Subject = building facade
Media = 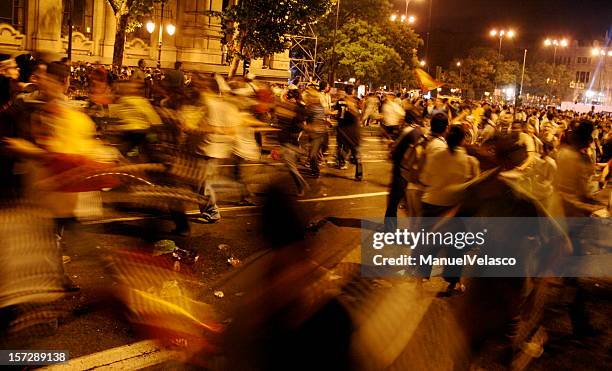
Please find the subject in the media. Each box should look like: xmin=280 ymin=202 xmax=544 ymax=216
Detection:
xmin=556 ymin=38 xmax=612 ymax=105
xmin=0 ymin=0 xmax=290 ymax=81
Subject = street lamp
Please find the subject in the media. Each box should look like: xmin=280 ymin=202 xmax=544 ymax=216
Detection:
xmin=419 ymin=60 xmax=426 ymax=67
xmin=390 ymin=14 xmax=416 ymax=24
xmin=146 ymin=0 xmax=176 ymax=68
xmin=489 ymin=28 xmax=515 ymax=59
xmin=543 ymin=38 xmax=568 ymax=66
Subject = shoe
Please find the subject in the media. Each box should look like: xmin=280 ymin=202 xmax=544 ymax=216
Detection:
xmin=237 ymin=199 xmax=257 ymax=207
xmin=337 ymin=164 xmax=348 ymax=170
xmin=195 ymin=209 xmax=221 ymax=223
xmin=355 ymin=175 xmax=363 ymax=181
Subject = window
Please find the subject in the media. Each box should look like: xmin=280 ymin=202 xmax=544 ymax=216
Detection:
xmin=0 ymin=0 xmax=26 ymax=33
xmin=62 ymin=0 xmax=94 ymax=39
xmin=576 ymin=71 xmax=592 ymax=84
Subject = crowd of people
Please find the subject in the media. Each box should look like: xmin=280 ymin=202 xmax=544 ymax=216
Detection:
xmin=0 ymin=51 xmax=610 ymax=368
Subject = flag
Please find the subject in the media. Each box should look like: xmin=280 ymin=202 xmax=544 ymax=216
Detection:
xmin=414 ymin=68 xmax=444 ymax=92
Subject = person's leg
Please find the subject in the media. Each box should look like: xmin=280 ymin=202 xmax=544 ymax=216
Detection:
xmin=233 ymin=156 xmax=255 ymax=205
xmin=406 ymin=188 xmax=423 ymax=217
xmin=197 ymin=159 xmax=220 ymax=222
xmin=352 ymin=144 xmax=363 ymax=180
xmin=336 ymin=128 xmax=346 ymax=168
xmin=282 ymin=143 xmax=308 ymax=195
xmin=384 ymin=170 xmax=407 ymax=232
xmin=309 ymin=135 xmax=323 ymax=177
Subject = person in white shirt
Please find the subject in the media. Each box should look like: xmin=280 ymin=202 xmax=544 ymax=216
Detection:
xmin=420 ymin=124 xmax=480 ymax=214
xmin=381 ymin=93 xmax=405 ymax=139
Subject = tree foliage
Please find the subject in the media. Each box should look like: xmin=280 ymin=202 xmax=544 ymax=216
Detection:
xmin=525 ymin=62 xmax=573 ymax=98
xmin=314 ymin=0 xmax=422 ymax=87
xmin=218 ymin=0 xmax=332 ymax=77
xmin=106 ymin=0 xmax=154 ymax=66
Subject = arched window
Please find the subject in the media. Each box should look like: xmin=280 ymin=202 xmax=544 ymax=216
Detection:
xmin=62 ymin=0 xmax=94 ymax=39
xmin=0 ymin=0 xmax=26 ymax=33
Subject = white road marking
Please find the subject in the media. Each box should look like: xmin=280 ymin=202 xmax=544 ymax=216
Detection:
xmin=40 ymin=340 xmax=180 ymax=371
xmin=298 ymin=191 xmax=389 ymax=203
xmin=85 ymin=191 xmax=388 ymax=225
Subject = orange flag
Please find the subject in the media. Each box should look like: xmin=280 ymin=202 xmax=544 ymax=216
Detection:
xmin=415 ymin=68 xmax=444 ymax=92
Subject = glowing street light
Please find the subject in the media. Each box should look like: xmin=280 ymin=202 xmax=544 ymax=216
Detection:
xmin=146 ymin=21 xmax=155 ymax=34
xmin=166 ymin=23 xmax=176 ymax=36
xmin=489 ymin=28 xmax=515 ymax=58
xmin=419 ymin=60 xmax=426 ymax=67
xmin=391 ymin=14 xmax=416 ymax=24
xmin=543 ymin=37 xmax=568 ymax=65
xmin=456 ymin=61 xmax=461 ymax=67
xmin=146 ymin=0 xmax=176 ymax=68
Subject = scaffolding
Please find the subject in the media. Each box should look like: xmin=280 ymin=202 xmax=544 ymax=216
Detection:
xmin=286 ymin=25 xmax=319 ymax=83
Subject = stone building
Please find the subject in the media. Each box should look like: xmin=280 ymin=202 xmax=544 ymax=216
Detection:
xmin=555 ymin=37 xmax=612 ymax=105
xmin=0 ymin=0 xmax=290 ymax=81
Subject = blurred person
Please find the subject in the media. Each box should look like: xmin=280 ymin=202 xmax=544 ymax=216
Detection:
xmin=303 ymin=87 xmax=327 ymax=178
xmin=334 ymin=85 xmax=362 ymax=181
xmin=420 ymin=124 xmax=480 ymax=216
xmin=4 ymin=61 xmax=120 ymax=290
xmin=274 ymin=86 xmax=309 ymax=196
xmin=164 ymin=61 xmax=185 ymax=91
xmin=381 ymin=93 xmax=405 ymax=140
xmin=556 ymin=120 xmax=603 ymax=216
xmin=0 ymin=54 xmax=23 ymax=201
xmin=384 ymin=108 xmax=425 ymax=229
xmin=362 ymin=92 xmax=380 ymax=126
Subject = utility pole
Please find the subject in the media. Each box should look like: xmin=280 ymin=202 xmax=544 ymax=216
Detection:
xmin=328 ymin=0 xmax=340 ymax=84
xmin=67 ymin=0 xmax=73 ymax=61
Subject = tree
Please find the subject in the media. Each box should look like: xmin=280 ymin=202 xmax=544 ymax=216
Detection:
xmin=218 ymin=0 xmax=332 ymax=77
xmin=327 ymin=21 xmax=403 ymax=87
xmin=448 ymin=48 xmax=497 ymax=96
xmin=495 ymin=60 xmax=520 ymax=87
xmin=526 ymin=62 xmax=573 ymax=99
xmin=314 ymin=0 xmax=422 ymax=87
xmin=106 ymin=0 xmax=154 ymax=67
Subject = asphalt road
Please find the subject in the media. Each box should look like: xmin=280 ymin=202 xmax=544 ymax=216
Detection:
xmin=1 ymin=132 xmax=610 ymax=370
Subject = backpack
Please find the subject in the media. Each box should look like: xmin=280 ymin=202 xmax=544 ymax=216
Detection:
xmin=393 ymin=126 xmax=430 ymax=184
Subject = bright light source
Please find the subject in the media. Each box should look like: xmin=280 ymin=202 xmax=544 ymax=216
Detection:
xmin=166 ymin=23 xmax=176 ymax=36
xmin=507 ymin=30 xmax=515 ymax=38
xmin=500 ymin=30 xmax=505 ymax=36
xmin=560 ymin=39 xmax=568 ymax=47
xmin=400 ymin=15 xmax=406 ymax=22
xmin=146 ymin=21 xmax=155 ymax=34
xmin=601 ymin=50 xmax=606 ymax=56
xmin=419 ymin=60 xmax=426 ymax=67
xmin=490 ymin=29 xmax=497 ymax=37
xmin=456 ymin=61 xmax=461 ymax=67
xmin=592 ymin=48 xmax=600 ymax=56
xmin=349 ymin=77 xmax=356 ymax=83
xmin=552 ymin=40 xmax=559 ymax=46
xmin=408 ymin=15 xmax=416 ymax=23
xmin=608 ymin=51 xmax=612 ymax=57
xmin=585 ymin=90 xmax=595 ymax=98
xmin=544 ymin=39 xmax=552 ymax=46
xmin=390 ymin=14 xmax=397 ymax=22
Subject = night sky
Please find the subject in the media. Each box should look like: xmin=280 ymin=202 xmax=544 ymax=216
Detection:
xmin=395 ymin=0 xmax=612 ymax=67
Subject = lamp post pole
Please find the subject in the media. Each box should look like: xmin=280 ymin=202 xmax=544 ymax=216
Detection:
xmin=157 ymin=0 xmax=166 ymax=68
xmin=328 ymin=0 xmax=340 ymax=84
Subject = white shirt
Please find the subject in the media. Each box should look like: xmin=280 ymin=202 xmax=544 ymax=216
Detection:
xmin=382 ymin=100 xmax=405 ymax=126
xmin=420 ymin=146 xmax=480 ymax=206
